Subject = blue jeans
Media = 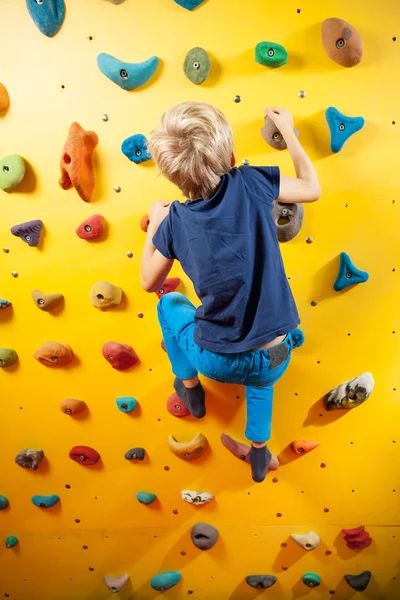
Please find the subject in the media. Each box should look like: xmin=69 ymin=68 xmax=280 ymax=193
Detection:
xmin=157 ymin=292 xmax=301 ymax=443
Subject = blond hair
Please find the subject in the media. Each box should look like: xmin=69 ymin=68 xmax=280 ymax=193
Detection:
xmin=147 ymin=101 xmax=233 ymax=200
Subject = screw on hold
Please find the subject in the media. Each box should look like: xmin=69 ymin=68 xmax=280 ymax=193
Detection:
xmin=311 ymin=300 xmax=318 ymax=306
xmin=137 ymin=312 xmax=144 ymax=318
xmin=114 ymin=185 xmax=121 ymax=193
xmin=120 ymin=69 xmax=128 ymax=79
xmin=3 ymin=247 xmax=9 ymax=253
xmin=298 ymin=90 xmax=306 ymax=98
xmin=272 ymin=477 xmax=278 ymax=483
xmin=101 ymin=114 xmax=109 ymax=122
xmin=3 ymin=165 xmax=9 ymax=172
xmin=306 ymin=237 xmax=313 ymax=244
xmin=339 ymin=123 xmax=345 ymax=131
xmin=234 ymin=95 xmax=241 ymax=103
xmin=11 ymin=271 xmax=18 ymax=278
xmin=126 ymin=251 xmax=134 ymax=259
xmin=321 ymin=462 xmax=327 ymax=468
xmin=345 ymin=272 xmax=352 ymax=278
xmin=159 ymin=288 xmax=165 ymax=294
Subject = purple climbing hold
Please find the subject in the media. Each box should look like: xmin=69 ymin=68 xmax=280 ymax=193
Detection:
xmin=11 ymin=220 xmax=43 ymax=247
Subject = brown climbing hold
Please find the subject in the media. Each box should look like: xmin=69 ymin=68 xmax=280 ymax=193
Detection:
xmin=102 ymin=342 xmax=138 ymax=370
xmin=69 ymin=445 xmax=100 ymax=466
xmin=90 ymin=281 xmax=122 ymax=310
xmin=0 ymin=83 xmax=9 ymax=113
xmin=322 ymin=18 xmax=363 ymax=68
xmin=34 ymin=342 xmax=73 ymax=367
xmin=168 ymin=433 xmax=208 ymax=461
xmin=76 ymin=214 xmax=103 ymax=240
xmin=161 ymin=339 xmax=167 ymax=352
xmin=32 ymin=290 xmax=64 ymax=312
xmin=59 ymin=122 xmax=98 ymax=202
xmin=272 ymin=202 xmax=304 ymax=243
xmin=104 ymin=574 xmax=129 ymax=593
xmin=155 ymin=278 xmax=181 ymax=299
xmin=191 ymin=523 xmax=219 ymax=550
xmin=60 ymin=399 xmax=86 ymax=415
xmin=15 ymin=448 xmax=44 ymax=470
xmin=140 ymin=214 xmax=149 ymax=232
xmin=167 ymin=392 xmax=190 ymax=417
xmin=261 ymin=117 xmax=300 ymax=150
xmin=291 ymin=441 xmax=320 ymax=455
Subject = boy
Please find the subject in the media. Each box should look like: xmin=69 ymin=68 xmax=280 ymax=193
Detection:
xmin=141 ymin=102 xmax=320 ymax=483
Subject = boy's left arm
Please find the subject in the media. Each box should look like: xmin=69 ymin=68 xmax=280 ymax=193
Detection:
xmin=140 ymin=201 xmax=174 ymax=293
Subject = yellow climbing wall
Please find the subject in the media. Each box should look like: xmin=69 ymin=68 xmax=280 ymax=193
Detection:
xmin=1 ymin=0 xmax=399 ymax=598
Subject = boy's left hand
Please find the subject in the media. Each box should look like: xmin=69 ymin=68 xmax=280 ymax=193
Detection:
xmin=148 ymin=200 xmax=171 ymax=231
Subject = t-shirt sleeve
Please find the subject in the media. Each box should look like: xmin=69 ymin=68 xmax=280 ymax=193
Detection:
xmin=240 ymin=165 xmax=280 ymax=204
xmin=152 ymin=215 xmax=175 ymax=259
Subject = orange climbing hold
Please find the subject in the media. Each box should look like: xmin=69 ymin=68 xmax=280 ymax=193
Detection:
xmin=0 ymin=83 xmax=10 ymax=113
xmin=140 ymin=214 xmax=149 ymax=232
xmin=291 ymin=441 xmax=320 ymax=455
xmin=59 ymin=122 xmax=98 ymax=202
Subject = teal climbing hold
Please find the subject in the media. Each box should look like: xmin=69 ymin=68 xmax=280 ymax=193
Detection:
xmin=174 ymin=0 xmax=204 ymax=9
xmin=5 ymin=535 xmax=18 ymax=548
xmin=121 ymin=135 xmax=152 ymax=164
xmin=255 ymin=41 xmax=288 ymax=68
xmin=116 ymin=396 xmax=137 ymax=413
xmin=0 ymin=299 xmax=12 ymax=310
xmin=31 ymin=494 xmax=59 ymax=508
xmin=150 ymin=572 xmax=182 ymax=591
xmin=26 ymin=0 xmax=65 ymax=37
xmin=291 ymin=328 xmax=305 ymax=349
xmin=137 ymin=492 xmax=156 ymax=505
xmin=325 ymin=107 xmax=364 ymax=153
xmin=97 ymin=53 xmax=159 ymax=91
xmin=333 ymin=252 xmax=369 ymax=292
xmin=302 ymin=573 xmax=321 ymax=588
xmin=0 ymin=495 xmax=9 ymax=510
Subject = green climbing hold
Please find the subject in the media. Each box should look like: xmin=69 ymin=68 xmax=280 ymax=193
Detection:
xmin=151 ymin=571 xmax=182 ymax=591
xmin=302 ymin=573 xmax=321 ymax=588
xmin=5 ymin=535 xmax=18 ymax=548
xmin=255 ymin=41 xmax=288 ymax=68
xmin=137 ymin=491 xmax=156 ymax=505
xmin=183 ymin=47 xmax=211 ymax=84
xmin=0 ymin=495 xmax=9 ymax=510
xmin=333 ymin=252 xmax=369 ymax=291
xmin=0 ymin=155 xmax=25 ymax=191
xmin=0 ymin=348 xmax=18 ymax=368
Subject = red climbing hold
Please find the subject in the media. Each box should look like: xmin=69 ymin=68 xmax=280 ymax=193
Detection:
xmin=102 ymin=342 xmax=139 ymax=370
xmin=69 ymin=446 xmax=100 ymax=466
xmin=342 ymin=526 xmax=365 ymax=536
xmin=76 ymin=214 xmax=103 ymax=240
xmin=155 ymin=278 xmax=181 ymax=299
xmin=342 ymin=525 xmax=372 ymax=549
xmin=167 ymin=392 xmax=190 ymax=417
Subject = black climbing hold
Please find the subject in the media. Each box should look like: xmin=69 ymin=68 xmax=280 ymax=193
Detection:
xmin=344 ymin=571 xmax=371 ymax=592
xmin=246 ymin=575 xmax=277 ymax=589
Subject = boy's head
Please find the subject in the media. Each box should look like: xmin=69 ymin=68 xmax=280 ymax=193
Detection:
xmin=148 ymin=101 xmax=234 ymax=201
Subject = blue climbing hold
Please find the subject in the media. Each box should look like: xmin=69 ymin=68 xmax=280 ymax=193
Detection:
xmin=97 ymin=53 xmax=159 ymax=91
xmin=116 ymin=396 xmax=137 ymax=413
xmin=151 ymin=572 xmax=182 ymax=591
xmin=26 ymin=0 xmax=65 ymax=37
xmin=174 ymin=0 xmax=205 ymax=9
xmin=325 ymin=107 xmax=364 ymax=153
xmin=0 ymin=495 xmax=9 ymax=510
xmin=31 ymin=494 xmax=60 ymax=508
xmin=291 ymin=328 xmax=305 ymax=349
xmin=334 ymin=252 xmax=369 ymax=292
xmin=0 ymin=299 xmax=11 ymax=310
xmin=121 ymin=135 xmax=152 ymax=164
xmin=137 ymin=492 xmax=156 ymax=505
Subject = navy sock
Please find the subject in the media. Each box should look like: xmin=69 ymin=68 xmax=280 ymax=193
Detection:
xmin=249 ymin=445 xmax=272 ymax=483
xmin=173 ymin=377 xmax=206 ymax=419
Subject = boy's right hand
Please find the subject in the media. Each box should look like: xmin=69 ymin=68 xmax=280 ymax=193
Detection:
xmin=264 ymin=107 xmax=294 ymax=137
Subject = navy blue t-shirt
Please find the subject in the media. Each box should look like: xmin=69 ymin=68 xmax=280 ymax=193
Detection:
xmin=153 ymin=165 xmax=300 ymax=353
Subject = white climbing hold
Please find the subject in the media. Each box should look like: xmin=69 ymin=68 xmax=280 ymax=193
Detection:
xmin=291 ymin=532 xmax=320 ymax=550
xmin=181 ymin=491 xmax=214 ymax=505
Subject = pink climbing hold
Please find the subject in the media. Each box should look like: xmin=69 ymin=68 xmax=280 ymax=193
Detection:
xmin=155 ymin=278 xmax=181 ymax=299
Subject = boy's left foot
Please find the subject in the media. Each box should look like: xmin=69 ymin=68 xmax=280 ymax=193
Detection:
xmin=249 ymin=445 xmax=272 ymax=483
xmin=174 ymin=377 xmax=206 ymax=419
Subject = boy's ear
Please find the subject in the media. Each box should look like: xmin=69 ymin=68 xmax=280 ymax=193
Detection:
xmin=231 ymin=151 xmax=236 ymax=167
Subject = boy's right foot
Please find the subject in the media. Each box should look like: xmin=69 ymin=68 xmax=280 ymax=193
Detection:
xmin=249 ymin=445 xmax=272 ymax=483
xmin=174 ymin=377 xmax=206 ymax=419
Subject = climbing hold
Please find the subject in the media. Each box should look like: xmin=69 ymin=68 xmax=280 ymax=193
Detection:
xmin=333 ymin=252 xmax=369 ymax=291
xmin=255 ymin=41 xmax=288 ymax=68
xmin=0 ymin=83 xmax=10 ymax=113
xmin=11 ymin=220 xmax=43 ymax=247
xmin=34 ymin=342 xmax=73 ymax=367
xmin=116 ymin=396 xmax=137 ymax=413
xmin=32 ymin=290 xmax=63 ymax=311
xmin=76 ymin=214 xmax=103 ymax=240
xmin=0 ymin=348 xmax=18 ymax=368
xmin=97 ymin=53 xmax=159 ymax=91
xmin=90 ymin=281 xmax=122 ymax=310
xmin=342 ymin=526 xmax=372 ymax=549
xmin=302 ymin=573 xmax=321 ymax=588
xmin=69 ymin=446 xmax=100 ymax=466
xmin=156 ymin=277 xmax=181 ymax=298
xmin=191 ymin=523 xmax=218 ymax=550
xmin=184 ymin=47 xmax=211 ymax=84
xmin=324 ymin=372 xmax=374 ymax=410
xmin=0 ymin=155 xmax=25 ymax=191
xmin=137 ymin=491 xmax=156 ymax=505
xmin=151 ymin=572 xmax=182 ymax=591
xmin=26 ymin=0 xmax=65 ymax=37
xmin=102 ymin=342 xmax=139 ymax=370
xmin=325 ymin=107 xmax=364 ymax=153
xmin=246 ymin=575 xmax=277 ymax=589
xmin=140 ymin=214 xmax=149 ymax=232
xmin=104 ymin=574 xmax=129 ymax=593
xmin=59 ymin=122 xmax=98 ymax=203
xmin=60 ymin=399 xmax=86 ymax=416
xmin=168 ymin=433 xmax=208 ymax=461
xmin=342 ymin=526 xmax=365 ymax=537
xmin=291 ymin=532 xmax=320 ymax=551
xmin=181 ymin=491 xmax=214 ymax=505
xmin=121 ymin=134 xmax=152 ymax=164
xmin=344 ymin=571 xmax=371 ymax=592
xmin=220 ymin=432 xmax=250 ymax=463
xmin=5 ymin=536 xmax=18 ymax=548
xmin=167 ymin=392 xmax=190 ymax=417
xmin=125 ymin=448 xmax=145 ymax=461
xmin=174 ymin=0 xmax=204 ymax=9
xmin=0 ymin=299 xmax=11 ymax=310
xmin=31 ymin=494 xmax=59 ymax=508
xmin=0 ymin=496 xmax=9 ymax=510
xmin=291 ymin=441 xmax=320 ymax=455
xmin=261 ymin=117 xmax=300 ymax=151
xmin=272 ymin=202 xmax=304 ymax=242
xmin=322 ymin=18 xmax=363 ymax=68
xmin=15 ymin=449 xmax=44 ymax=470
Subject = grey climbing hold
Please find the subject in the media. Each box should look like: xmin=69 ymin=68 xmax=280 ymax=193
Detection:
xmin=104 ymin=574 xmax=129 ymax=593
xmin=191 ymin=523 xmax=218 ymax=550
xmin=246 ymin=575 xmax=277 ymax=589
xmin=272 ymin=202 xmax=304 ymax=242
xmin=15 ymin=448 xmax=44 ymax=470
xmin=125 ymin=448 xmax=145 ymax=461
xmin=261 ymin=116 xmax=300 ymax=151
xmin=344 ymin=571 xmax=371 ymax=592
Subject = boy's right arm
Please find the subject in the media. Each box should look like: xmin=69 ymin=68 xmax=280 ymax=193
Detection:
xmin=264 ymin=107 xmax=321 ymax=204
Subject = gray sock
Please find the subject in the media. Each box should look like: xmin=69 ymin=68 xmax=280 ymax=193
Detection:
xmin=173 ymin=377 xmax=206 ymax=419
xmin=249 ymin=445 xmax=272 ymax=483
